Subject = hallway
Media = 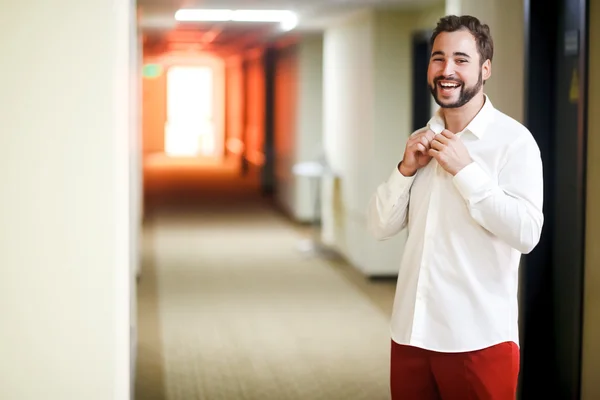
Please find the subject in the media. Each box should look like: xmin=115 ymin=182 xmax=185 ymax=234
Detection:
xmin=135 ymin=158 xmax=396 ymax=400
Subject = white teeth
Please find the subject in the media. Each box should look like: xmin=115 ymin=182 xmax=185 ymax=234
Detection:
xmin=440 ymin=83 xmax=459 ymax=88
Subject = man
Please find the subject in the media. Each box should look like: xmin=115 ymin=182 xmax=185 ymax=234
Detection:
xmin=366 ymin=15 xmax=544 ymax=399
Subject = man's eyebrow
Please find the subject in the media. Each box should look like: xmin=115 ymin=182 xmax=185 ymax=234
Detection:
xmin=431 ymin=51 xmax=472 ymax=58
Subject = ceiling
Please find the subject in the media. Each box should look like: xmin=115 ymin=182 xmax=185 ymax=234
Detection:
xmin=139 ymin=0 xmax=442 ymax=57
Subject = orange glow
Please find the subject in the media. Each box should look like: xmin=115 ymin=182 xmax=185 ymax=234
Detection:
xmin=142 ymin=51 xmax=226 ymax=161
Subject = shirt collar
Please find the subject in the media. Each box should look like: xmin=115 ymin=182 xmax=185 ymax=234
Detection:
xmin=427 ymin=94 xmax=495 ymax=139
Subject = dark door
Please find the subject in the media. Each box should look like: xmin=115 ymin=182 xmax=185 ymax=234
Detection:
xmin=521 ymin=0 xmax=589 ymax=398
xmin=412 ymin=31 xmax=432 ymax=131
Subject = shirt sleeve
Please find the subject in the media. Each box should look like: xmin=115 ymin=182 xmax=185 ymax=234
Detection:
xmin=452 ymin=136 xmax=544 ymax=254
xmin=366 ymin=164 xmax=416 ymax=240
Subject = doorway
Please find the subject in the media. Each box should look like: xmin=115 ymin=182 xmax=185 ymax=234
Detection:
xmin=163 ymin=60 xmax=225 ymax=160
xmin=411 ymin=30 xmax=433 ymax=132
xmin=521 ymin=0 xmax=589 ymax=397
xmin=165 ymin=66 xmax=216 ymax=157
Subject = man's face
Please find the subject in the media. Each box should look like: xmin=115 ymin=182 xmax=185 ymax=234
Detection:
xmin=427 ymin=29 xmax=491 ymax=109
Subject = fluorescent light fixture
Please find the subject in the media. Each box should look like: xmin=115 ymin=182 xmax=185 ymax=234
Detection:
xmin=175 ymin=9 xmax=298 ymax=31
xmin=276 ymin=11 xmax=298 ymax=31
xmin=174 ymin=9 xmax=233 ymax=22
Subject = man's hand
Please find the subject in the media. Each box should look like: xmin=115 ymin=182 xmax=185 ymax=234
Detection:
xmin=428 ymin=129 xmax=473 ymax=175
xmin=399 ymin=129 xmax=436 ymax=176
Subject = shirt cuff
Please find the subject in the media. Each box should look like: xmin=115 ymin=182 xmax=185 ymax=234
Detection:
xmin=386 ymin=164 xmax=416 ymax=197
xmin=452 ymin=161 xmax=493 ymax=202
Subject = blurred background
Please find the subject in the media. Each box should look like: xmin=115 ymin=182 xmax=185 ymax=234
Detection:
xmin=1 ymin=0 xmax=599 ymax=399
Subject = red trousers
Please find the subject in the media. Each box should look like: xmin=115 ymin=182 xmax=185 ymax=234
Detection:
xmin=390 ymin=340 xmax=519 ymax=400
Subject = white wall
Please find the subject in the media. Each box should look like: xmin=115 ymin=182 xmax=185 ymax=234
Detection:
xmin=0 ymin=0 xmax=132 ymax=398
xmin=294 ymin=36 xmax=325 ymax=221
xmin=274 ymin=35 xmax=324 ymax=223
xmin=322 ymin=9 xmax=374 ymax=264
xmin=321 ymin=5 xmax=444 ymax=276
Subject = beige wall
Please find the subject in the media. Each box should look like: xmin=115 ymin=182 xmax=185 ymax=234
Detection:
xmin=0 ymin=0 xmax=132 ymax=398
xmin=413 ymin=2 xmax=447 ymax=28
xmin=448 ymin=0 xmax=525 ymax=123
xmin=582 ymin=0 xmax=600 ymax=397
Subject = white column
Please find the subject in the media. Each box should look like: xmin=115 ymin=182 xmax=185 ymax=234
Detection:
xmin=129 ymin=6 xmax=142 ymax=395
xmin=0 ymin=0 xmax=132 ymax=399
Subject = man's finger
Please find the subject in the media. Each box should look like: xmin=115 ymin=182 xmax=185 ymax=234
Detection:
xmin=410 ymin=142 xmax=426 ymax=154
xmin=431 ymin=140 xmax=444 ymax=151
xmin=440 ymin=129 xmax=455 ymax=139
xmin=424 ymin=129 xmax=436 ymax=141
xmin=428 ymin=148 xmax=440 ymax=158
xmin=417 ymin=143 xmax=430 ymax=153
xmin=408 ymin=133 xmax=424 ymax=145
xmin=408 ymin=135 xmax=429 ymax=148
xmin=411 ymin=130 xmax=433 ymax=143
xmin=434 ymin=134 xmax=449 ymax=144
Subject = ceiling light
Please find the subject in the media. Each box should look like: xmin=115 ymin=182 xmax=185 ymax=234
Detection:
xmin=174 ymin=9 xmax=233 ymax=22
xmin=174 ymin=9 xmax=298 ymax=31
xmin=277 ymin=12 xmax=298 ymax=31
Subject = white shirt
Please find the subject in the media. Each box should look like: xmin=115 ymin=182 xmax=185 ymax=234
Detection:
xmin=366 ymin=96 xmax=544 ymax=353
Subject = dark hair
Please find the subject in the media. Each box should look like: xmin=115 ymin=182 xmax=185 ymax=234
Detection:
xmin=430 ymin=15 xmax=494 ymax=65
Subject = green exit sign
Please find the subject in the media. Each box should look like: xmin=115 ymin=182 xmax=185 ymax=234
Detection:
xmin=143 ymin=64 xmax=162 ymax=79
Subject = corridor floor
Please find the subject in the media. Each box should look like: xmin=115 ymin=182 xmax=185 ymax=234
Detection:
xmin=135 ymin=156 xmax=396 ymax=400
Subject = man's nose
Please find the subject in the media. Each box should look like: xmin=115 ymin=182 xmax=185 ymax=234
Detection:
xmin=442 ymin=61 xmax=455 ymax=77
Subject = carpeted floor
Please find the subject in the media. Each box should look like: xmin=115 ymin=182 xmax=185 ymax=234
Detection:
xmin=134 ymin=156 xmax=397 ymax=400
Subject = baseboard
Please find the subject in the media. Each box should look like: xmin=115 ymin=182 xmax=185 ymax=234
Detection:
xmin=367 ymin=274 xmax=398 ymax=282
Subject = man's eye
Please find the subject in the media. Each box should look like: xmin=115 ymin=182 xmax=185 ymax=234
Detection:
xmin=457 ymin=59 xmax=468 ymax=63
xmin=433 ymin=58 xmax=444 ymax=62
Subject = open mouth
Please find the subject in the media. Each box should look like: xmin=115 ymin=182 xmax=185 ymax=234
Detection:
xmin=437 ymin=81 xmax=461 ymax=96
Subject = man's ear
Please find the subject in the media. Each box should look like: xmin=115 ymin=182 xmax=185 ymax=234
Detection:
xmin=482 ymin=59 xmax=492 ymax=82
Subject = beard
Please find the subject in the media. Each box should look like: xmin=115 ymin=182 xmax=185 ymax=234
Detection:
xmin=429 ymin=70 xmax=483 ymax=109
